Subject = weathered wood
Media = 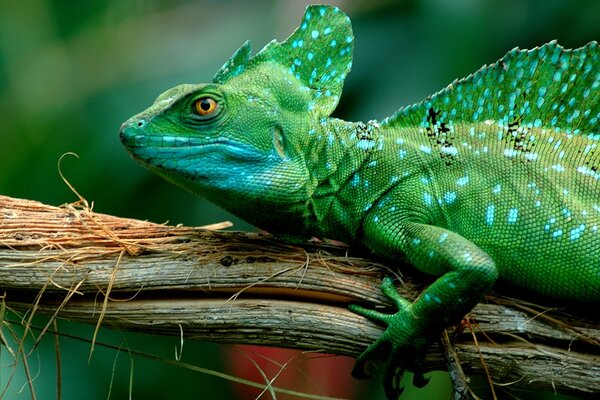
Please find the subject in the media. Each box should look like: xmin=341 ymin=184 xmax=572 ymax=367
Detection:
xmin=0 ymin=195 xmax=598 ymax=396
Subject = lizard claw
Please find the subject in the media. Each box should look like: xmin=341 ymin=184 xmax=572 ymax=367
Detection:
xmin=412 ymin=370 xmax=430 ymax=388
xmin=383 ymin=363 xmax=406 ymax=400
xmin=350 ymin=357 xmax=371 ymax=379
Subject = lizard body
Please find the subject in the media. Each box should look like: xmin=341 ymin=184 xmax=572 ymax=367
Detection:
xmin=120 ymin=5 xmax=599 ymax=398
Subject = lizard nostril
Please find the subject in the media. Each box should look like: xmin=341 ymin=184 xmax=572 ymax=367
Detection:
xmin=119 ymin=118 xmax=146 ymax=133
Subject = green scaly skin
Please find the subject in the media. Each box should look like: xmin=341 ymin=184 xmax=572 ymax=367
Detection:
xmin=120 ymin=5 xmax=600 ymax=398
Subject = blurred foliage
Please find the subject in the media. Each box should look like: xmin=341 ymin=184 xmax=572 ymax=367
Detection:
xmin=0 ymin=0 xmax=597 ymax=399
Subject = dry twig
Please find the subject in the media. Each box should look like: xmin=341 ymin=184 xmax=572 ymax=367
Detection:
xmin=0 ymin=195 xmax=598 ymax=397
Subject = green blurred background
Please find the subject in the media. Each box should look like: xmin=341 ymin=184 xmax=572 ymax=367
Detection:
xmin=0 ymin=0 xmax=597 ymax=399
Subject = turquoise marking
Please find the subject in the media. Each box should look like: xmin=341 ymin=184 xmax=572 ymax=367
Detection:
xmin=508 ymin=208 xmax=519 ymax=224
xmin=457 ymin=176 xmax=470 ymax=186
xmin=444 ymin=192 xmax=457 ymax=204
xmin=485 ymin=204 xmax=495 ymax=225
xmin=423 ymin=192 xmax=433 ymax=207
xmin=553 ymin=229 xmax=564 ymax=238
xmin=570 ymin=224 xmax=586 ymax=240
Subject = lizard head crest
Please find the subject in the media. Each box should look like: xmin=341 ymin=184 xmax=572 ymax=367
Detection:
xmin=213 ymin=4 xmax=354 ymax=117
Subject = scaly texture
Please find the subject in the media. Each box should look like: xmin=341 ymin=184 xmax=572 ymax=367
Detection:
xmin=120 ymin=5 xmax=599 ymax=399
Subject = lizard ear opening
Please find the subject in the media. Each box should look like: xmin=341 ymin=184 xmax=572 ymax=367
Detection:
xmin=272 ymin=126 xmax=287 ymax=159
xmin=213 ymin=40 xmax=252 ymax=84
xmin=251 ymin=5 xmax=354 ymax=116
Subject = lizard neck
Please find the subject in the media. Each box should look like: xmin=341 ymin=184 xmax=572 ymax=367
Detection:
xmin=304 ymin=117 xmax=449 ymax=244
xmin=303 ymin=118 xmax=387 ymax=242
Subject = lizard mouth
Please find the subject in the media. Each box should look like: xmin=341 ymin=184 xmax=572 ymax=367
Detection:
xmin=121 ymin=132 xmax=262 ymax=163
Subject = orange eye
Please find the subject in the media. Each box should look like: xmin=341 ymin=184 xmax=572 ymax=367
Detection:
xmin=194 ymin=97 xmax=217 ymax=116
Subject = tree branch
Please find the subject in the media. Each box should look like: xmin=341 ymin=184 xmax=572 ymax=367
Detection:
xmin=0 ymin=195 xmax=598 ymax=396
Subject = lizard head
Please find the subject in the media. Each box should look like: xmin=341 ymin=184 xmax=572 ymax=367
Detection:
xmin=120 ymin=5 xmax=353 ymax=230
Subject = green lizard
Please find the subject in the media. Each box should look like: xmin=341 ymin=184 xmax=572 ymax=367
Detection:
xmin=119 ymin=5 xmax=599 ymax=398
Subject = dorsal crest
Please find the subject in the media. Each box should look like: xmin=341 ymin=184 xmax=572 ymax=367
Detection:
xmin=213 ymin=5 xmax=354 ymax=117
xmin=384 ymin=41 xmax=599 ymax=137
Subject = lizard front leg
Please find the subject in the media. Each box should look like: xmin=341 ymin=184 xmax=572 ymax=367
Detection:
xmin=351 ymin=219 xmax=498 ymax=398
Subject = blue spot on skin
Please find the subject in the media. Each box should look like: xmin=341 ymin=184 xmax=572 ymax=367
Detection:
xmin=552 ymin=229 xmax=563 ymax=238
xmin=307 ymin=52 xmax=314 ymax=61
xmin=492 ymin=184 xmax=502 ymax=194
xmin=444 ymin=192 xmax=457 ymax=204
xmin=537 ymin=97 xmax=545 ymax=108
xmin=438 ymin=232 xmax=449 ymax=243
xmin=324 ymin=27 xmax=332 ymax=34
xmin=457 ymin=176 xmax=470 ymax=186
xmin=485 ymin=204 xmax=495 ymax=226
xmin=507 ymin=208 xmax=519 ymax=224
xmin=423 ymin=193 xmax=433 ymax=207
xmin=419 ymin=145 xmax=432 ymax=154
xmin=553 ymin=71 xmax=562 ymax=81
xmin=351 ymin=174 xmax=360 ymax=187
xmin=569 ymin=224 xmax=585 ymax=240
xmin=311 ymin=30 xmax=319 ymax=39
xmin=330 ymin=39 xmax=337 ymax=47
xmin=463 ymin=252 xmax=473 ymax=263
xmin=327 ymin=133 xmax=335 ymax=146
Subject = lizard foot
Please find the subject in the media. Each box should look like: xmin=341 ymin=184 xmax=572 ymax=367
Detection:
xmin=349 ymin=277 xmax=432 ymax=399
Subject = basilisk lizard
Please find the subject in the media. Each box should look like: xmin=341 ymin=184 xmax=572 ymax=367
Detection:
xmin=120 ymin=5 xmax=599 ymax=398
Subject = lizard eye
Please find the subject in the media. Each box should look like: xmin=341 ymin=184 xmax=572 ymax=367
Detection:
xmin=194 ymin=97 xmax=218 ymax=116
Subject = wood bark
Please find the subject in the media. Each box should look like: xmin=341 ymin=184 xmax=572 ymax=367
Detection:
xmin=0 ymin=195 xmax=598 ymax=397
